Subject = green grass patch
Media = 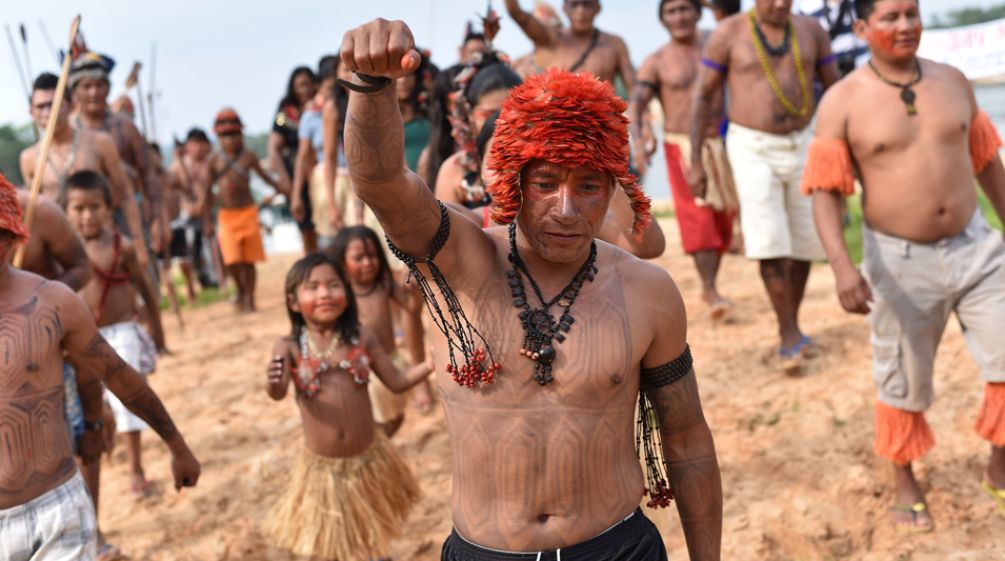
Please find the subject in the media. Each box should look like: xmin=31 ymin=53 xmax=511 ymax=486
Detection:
xmin=159 ymin=279 xmax=233 ymax=310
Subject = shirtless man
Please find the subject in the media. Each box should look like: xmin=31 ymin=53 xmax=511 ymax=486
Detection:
xmin=691 ymin=0 xmax=839 ymax=366
xmin=70 ymin=52 xmax=165 ymax=254
xmin=631 ymin=0 xmax=737 ymax=318
xmin=173 ymin=128 xmax=218 ymax=289
xmin=340 ymin=18 xmax=721 ymax=559
xmin=504 ymin=0 xmax=634 ymax=87
xmin=19 ymin=73 xmax=149 ymax=270
xmin=205 ymin=108 xmax=286 ymax=312
xmin=802 ymin=0 xmax=1005 ymax=532
xmin=0 ymin=174 xmax=200 ymax=561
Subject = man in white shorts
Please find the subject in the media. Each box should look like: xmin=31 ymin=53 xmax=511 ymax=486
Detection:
xmin=690 ymin=0 xmax=838 ymax=367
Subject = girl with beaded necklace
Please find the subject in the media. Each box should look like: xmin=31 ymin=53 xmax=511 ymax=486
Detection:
xmin=264 ymin=253 xmax=433 ymax=561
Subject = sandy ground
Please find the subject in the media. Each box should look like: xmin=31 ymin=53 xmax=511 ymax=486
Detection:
xmin=96 ymin=218 xmax=1005 ymax=561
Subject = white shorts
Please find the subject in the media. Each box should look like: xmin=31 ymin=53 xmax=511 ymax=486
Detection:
xmin=101 ymin=321 xmax=156 ymax=433
xmin=726 ymin=122 xmax=826 ymax=261
xmin=0 ymin=473 xmax=97 ymax=561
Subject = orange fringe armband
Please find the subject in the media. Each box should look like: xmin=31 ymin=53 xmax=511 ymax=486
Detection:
xmin=800 ymin=137 xmax=855 ymax=196
xmin=874 ymin=401 xmax=935 ymax=466
xmin=971 ymin=111 xmax=1003 ymax=173
xmin=975 ymin=382 xmax=1005 ymax=447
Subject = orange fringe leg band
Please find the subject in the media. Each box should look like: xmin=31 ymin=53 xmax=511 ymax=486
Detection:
xmin=874 ymin=401 xmax=935 ymax=466
xmin=975 ymin=383 xmax=1005 ymax=447
xmin=970 ymin=110 xmax=1003 ymax=173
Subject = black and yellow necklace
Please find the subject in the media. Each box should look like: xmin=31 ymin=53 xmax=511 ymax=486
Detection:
xmin=868 ymin=58 xmax=922 ymax=116
xmin=749 ymin=10 xmax=811 ymax=119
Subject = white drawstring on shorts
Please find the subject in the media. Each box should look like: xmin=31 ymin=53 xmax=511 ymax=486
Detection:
xmin=534 ymin=549 xmax=561 ymax=561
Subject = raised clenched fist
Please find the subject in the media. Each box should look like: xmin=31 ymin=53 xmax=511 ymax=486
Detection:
xmin=340 ymin=18 xmax=422 ymax=81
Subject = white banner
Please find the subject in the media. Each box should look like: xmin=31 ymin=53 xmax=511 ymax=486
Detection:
xmin=918 ymin=17 xmax=1005 ymax=82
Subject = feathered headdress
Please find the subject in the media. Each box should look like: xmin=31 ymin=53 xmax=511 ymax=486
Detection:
xmin=485 ymin=69 xmax=652 ymax=237
xmin=0 ymin=172 xmax=30 ymax=242
xmin=213 ymin=108 xmax=244 ymax=136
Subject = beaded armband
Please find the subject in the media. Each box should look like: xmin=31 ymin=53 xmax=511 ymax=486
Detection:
xmin=640 ymin=344 xmax=693 ymax=391
xmin=636 ymin=344 xmax=694 ymax=509
xmin=386 ymin=202 xmax=499 ymax=388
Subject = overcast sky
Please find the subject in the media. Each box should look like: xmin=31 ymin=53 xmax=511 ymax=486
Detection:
xmin=2 ymin=0 xmax=991 ymax=143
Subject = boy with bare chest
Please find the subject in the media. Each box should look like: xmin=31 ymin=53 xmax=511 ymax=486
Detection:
xmin=332 ymin=226 xmax=425 ymax=436
xmin=206 ymin=108 xmax=287 ymax=312
xmin=64 ymin=171 xmax=165 ymax=502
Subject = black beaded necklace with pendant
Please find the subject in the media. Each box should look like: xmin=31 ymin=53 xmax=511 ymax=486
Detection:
xmin=507 ymin=223 xmax=598 ymax=386
xmin=868 ymin=58 xmax=922 ymax=116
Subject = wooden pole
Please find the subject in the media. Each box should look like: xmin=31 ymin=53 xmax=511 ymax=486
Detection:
xmin=13 ymin=15 xmax=82 ymax=269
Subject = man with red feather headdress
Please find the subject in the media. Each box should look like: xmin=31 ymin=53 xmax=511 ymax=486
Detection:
xmin=339 ymin=17 xmax=722 ymax=561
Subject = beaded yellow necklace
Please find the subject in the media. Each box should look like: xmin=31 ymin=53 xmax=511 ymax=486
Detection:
xmin=748 ymin=10 xmax=811 ymax=119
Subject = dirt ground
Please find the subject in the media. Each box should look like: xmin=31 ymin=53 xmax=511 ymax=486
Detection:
xmin=97 ymin=218 xmax=1005 ymax=561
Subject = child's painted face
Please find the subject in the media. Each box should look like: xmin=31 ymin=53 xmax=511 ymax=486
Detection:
xmin=218 ymin=133 xmax=243 ymax=153
xmin=344 ymin=238 xmax=380 ymax=286
xmin=65 ymin=188 xmax=110 ymax=239
xmin=294 ymin=263 xmax=348 ymax=325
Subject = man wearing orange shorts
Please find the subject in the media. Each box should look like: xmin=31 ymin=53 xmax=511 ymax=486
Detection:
xmin=206 ymin=109 xmax=286 ymax=312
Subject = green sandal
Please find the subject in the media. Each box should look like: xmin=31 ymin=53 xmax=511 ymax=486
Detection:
xmin=890 ymin=502 xmax=935 ymax=534
xmin=982 ymin=480 xmax=1005 ymax=519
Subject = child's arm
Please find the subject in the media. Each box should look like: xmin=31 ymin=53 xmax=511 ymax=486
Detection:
xmin=123 ymin=239 xmax=167 ymax=351
xmin=390 ymin=277 xmax=426 ymax=365
xmin=267 ymin=338 xmax=296 ymax=400
xmin=249 ymin=152 xmax=289 ymax=202
xmin=363 ymin=327 xmax=434 ymax=393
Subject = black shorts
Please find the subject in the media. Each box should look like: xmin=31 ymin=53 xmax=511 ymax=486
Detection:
xmin=169 ymin=227 xmax=189 ymax=259
xmin=440 ymin=508 xmax=667 ymax=561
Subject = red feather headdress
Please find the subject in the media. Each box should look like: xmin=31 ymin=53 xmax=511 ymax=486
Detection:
xmin=0 ymin=172 xmax=30 ymax=242
xmin=485 ymin=69 xmax=651 ymax=237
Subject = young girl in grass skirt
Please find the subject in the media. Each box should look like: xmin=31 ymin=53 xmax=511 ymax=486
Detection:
xmin=264 ymin=253 xmax=434 ymax=560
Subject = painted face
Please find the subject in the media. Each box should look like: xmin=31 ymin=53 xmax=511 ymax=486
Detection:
xmin=857 ymin=0 xmax=922 ymax=60
xmin=472 ymin=89 xmax=509 ymax=138
xmin=517 ymin=160 xmax=614 ymax=264
xmin=65 ymin=188 xmax=110 ymax=239
xmin=73 ymin=77 xmax=110 ymax=114
xmin=29 ymin=89 xmax=68 ymax=131
xmin=218 ymin=133 xmax=243 ymax=154
xmin=459 ymin=38 xmax=488 ymax=65
xmin=662 ymin=0 xmax=700 ymax=41
xmin=293 ymin=263 xmax=348 ymax=325
xmin=293 ymin=73 xmax=317 ymax=107
xmin=754 ymin=0 xmax=793 ymax=26
xmin=564 ymin=0 xmax=601 ymax=34
xmin=343 ymin=238 xmax=381 ymax=286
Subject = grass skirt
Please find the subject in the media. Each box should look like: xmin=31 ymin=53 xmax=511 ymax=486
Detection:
xmin=264 ymin=432 xmax=420 ymax=560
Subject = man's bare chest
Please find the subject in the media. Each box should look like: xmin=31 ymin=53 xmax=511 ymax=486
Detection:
xmin=0 ymin=294 xmax=64 ymax=397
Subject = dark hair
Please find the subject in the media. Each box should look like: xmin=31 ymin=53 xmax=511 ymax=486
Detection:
xmin=660 ymin=0 xmax=702 ymax=16
xmin=330 ymin=226 xmax=394 ymax=297
xmin=279 ymin=66 xmax=316 ymax=111
xmin=148 ymin=141 xmax=162 ymax=156
xmin=855 ymin=0 xmax=915 ymax=20
xmin=33 ymin=72 xmax=59 ymax=92
xmin=464 ymin=63 xmax=523 ymax=107
xmin=284 ymin=253 xmax=359 ymax=342
xmin=186 ymin=127 xmax=209 ymax=143
xmin=404 ymin=51 xmax=436 ymax=119
xmin=711 ymin=0 xmax=741 ymax=16
xmin=318 ymin=55 xmax=339 ymax=82
xmin=64 ymin=170 xmax=112 ymax=207
xmin=426 ymin=63 xmax=467 ymax=187
xmin=476 ymin=110 xmax=500 ymax=164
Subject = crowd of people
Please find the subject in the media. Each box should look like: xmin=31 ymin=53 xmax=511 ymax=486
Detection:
xmin=0 ymin=0 xmax=1003 ymax=560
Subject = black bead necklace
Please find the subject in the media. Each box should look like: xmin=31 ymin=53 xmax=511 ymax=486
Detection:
xmin=868 ymin=58 xmax=922 ymax=116
xmin=752 ymin=15 xmax=792 ymax=57
xmin=507 ymin=223 xmax=598 ymax=386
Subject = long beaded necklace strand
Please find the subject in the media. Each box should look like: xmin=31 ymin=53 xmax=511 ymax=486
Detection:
xmin=47 ymin=126 xmax=80 ymax=194
xmin=868 ymin=58 xmax=922 ymax=116
xmin=749 ymin=10 xmax=811 ymax=119
xmin=751 ymin=14 xmax=791 ymax=57
xmin=508 ymin=223 xmax=598 ymax=386
xmin=386 ymin=202 xmax=500 ymax=388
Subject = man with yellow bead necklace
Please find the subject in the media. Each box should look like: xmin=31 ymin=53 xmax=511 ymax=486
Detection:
xmin=690 ymin=0 xmax=839 ymax=370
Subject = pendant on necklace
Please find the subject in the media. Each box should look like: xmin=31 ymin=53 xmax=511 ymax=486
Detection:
xmin=901 ymin=87 xmax=917 ymax=116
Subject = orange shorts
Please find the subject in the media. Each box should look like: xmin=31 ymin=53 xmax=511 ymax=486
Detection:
xmin=218 ymin=205 xmax=265 ymax=265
